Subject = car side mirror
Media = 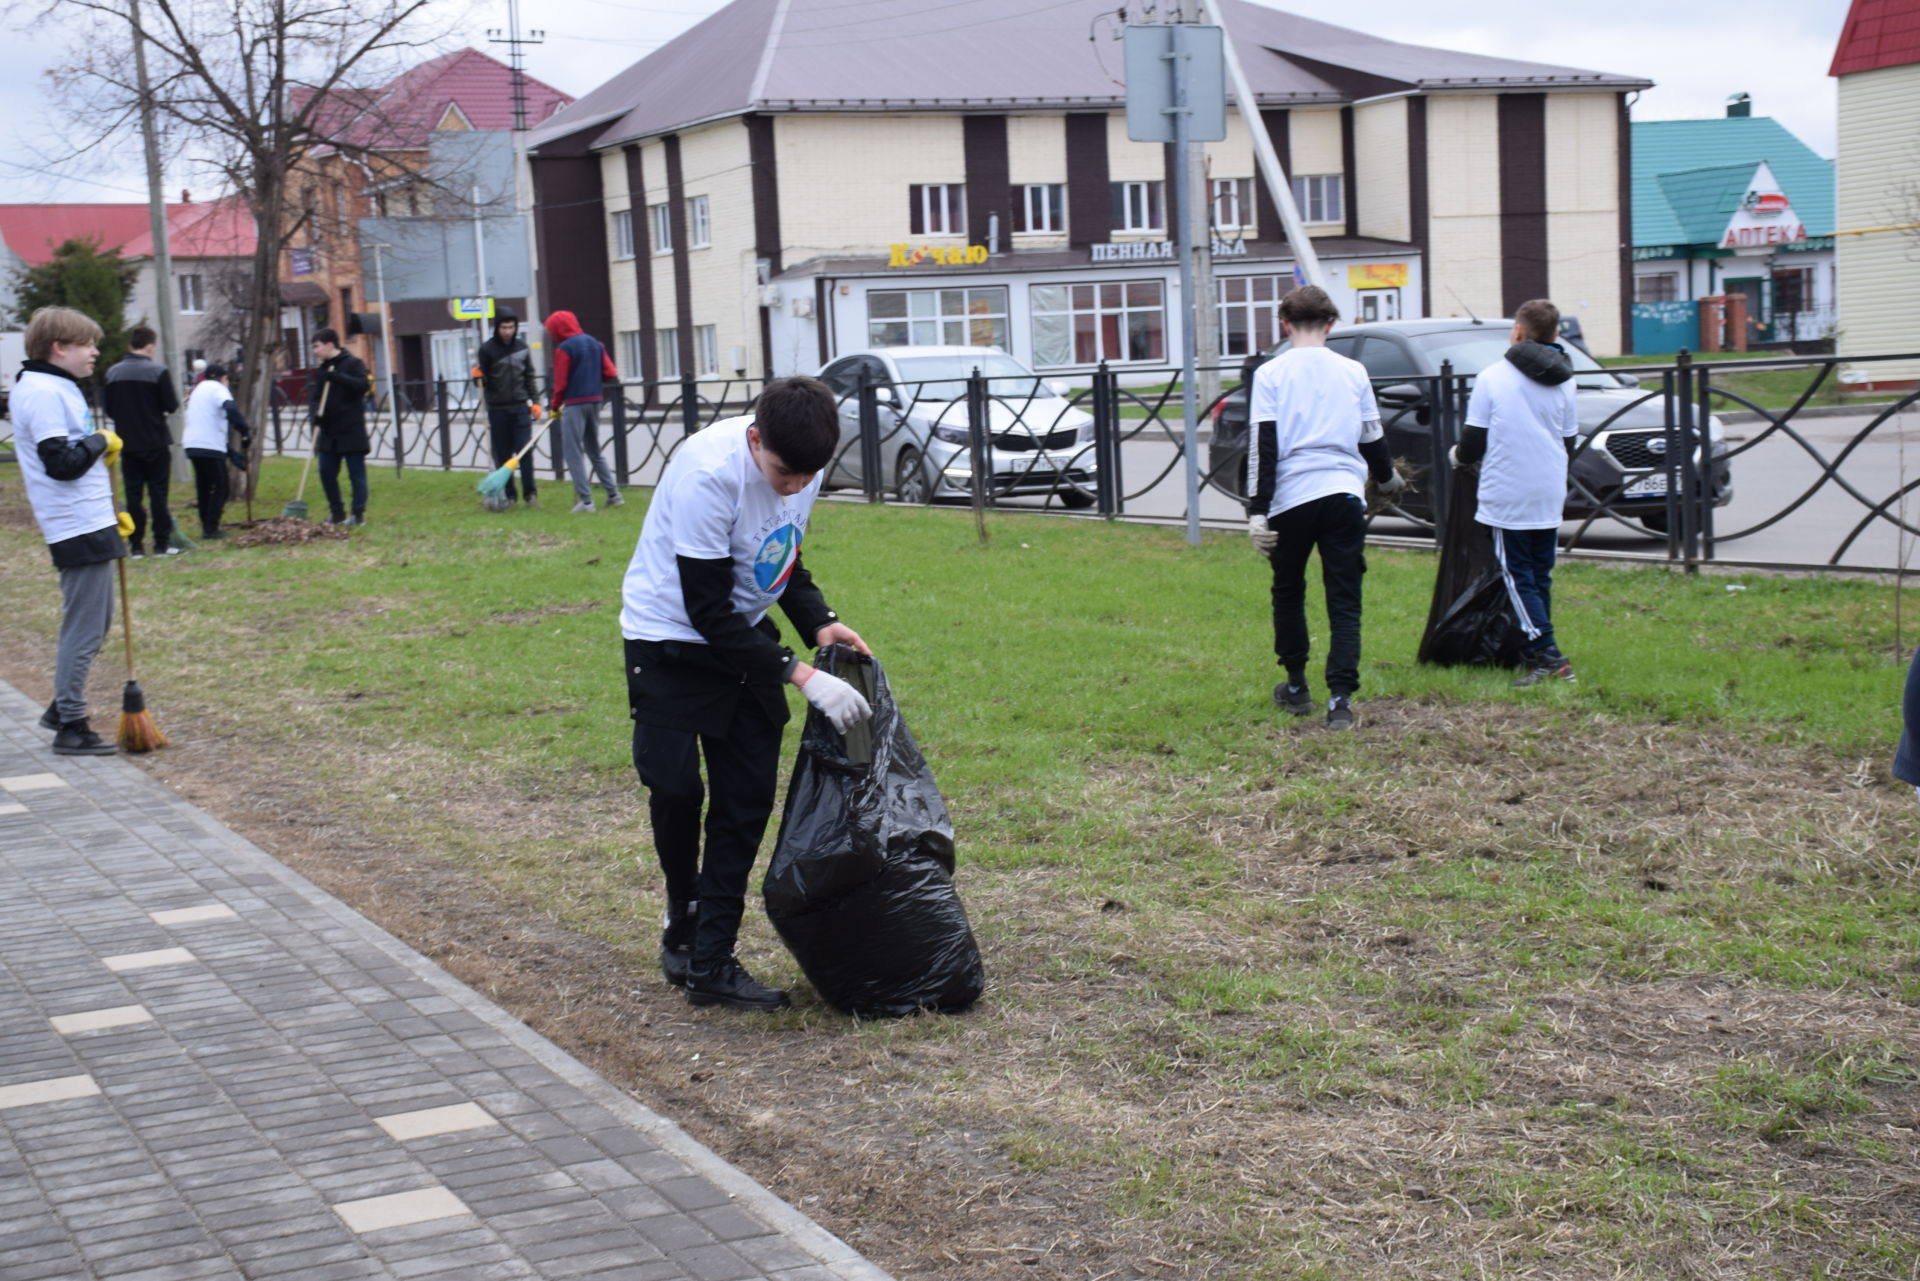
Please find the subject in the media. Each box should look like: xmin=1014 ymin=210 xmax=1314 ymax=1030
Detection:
xmin=1046 ymin=379 xmax=1074 ymax=397
xmin=1615 ymin=373 xmax=1641 ymax=388
xmin=874 ymin=385 xmax=895 ymax=404
xmin=1376 ymin=382 xmax=1428 ymax=407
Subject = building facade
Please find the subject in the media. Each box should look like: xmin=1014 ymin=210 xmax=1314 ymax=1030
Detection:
xmin=529 ymin=0 xmax=1648 ymax=387
xmin=1830 ymin=0 xmax=1920 ymax=387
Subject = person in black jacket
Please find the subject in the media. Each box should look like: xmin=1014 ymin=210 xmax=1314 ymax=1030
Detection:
xmin=102 ymin=325 xmax=181 ymax=558
xmin=474 ymin=308 xmax=542 ymax=509
xmin=308 ymin=328 xmax=372 ymax=526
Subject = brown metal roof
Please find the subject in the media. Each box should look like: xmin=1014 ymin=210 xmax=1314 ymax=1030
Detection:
xmin=531 ymin=0 xmax=1652 ymax=152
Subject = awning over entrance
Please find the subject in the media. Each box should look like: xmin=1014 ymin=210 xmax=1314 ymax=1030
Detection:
xmin=279 ymin=281 xmax=329 ymax=306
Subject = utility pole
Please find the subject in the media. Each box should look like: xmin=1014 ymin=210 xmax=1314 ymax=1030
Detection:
xmin=1177 ymin=0 xmax=1220 ymax=413
xmin=489 ymin=0 xmax=549 ymax=388
xmin=371 ymin=244 xmax=404 ymax=476
xmin=130 ymin=0 xmax=185 ymax=479
xmin=471 ymin=183 xmax=491 ymax=368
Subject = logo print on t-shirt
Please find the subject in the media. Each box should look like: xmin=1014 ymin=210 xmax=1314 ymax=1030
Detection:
xmin=754 ymin=524 xmax=799 ymax=595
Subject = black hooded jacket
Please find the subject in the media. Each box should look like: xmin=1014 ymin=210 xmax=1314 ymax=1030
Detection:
xmin=1454 ymin=341 xmax=1576 ymax=465
xmin=476 ymin=315 xmax=539 ymax=408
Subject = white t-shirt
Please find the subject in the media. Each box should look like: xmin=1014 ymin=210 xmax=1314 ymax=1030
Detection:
xmin=13 ymin=368 xmax=112 ymax=546
xmin=1467 ymin=357 xmax=1580 ymax=530
xmin=183 ymin=379 xmax=233 ymax=452
xmin=1247 ymin=346 xmax=1384 ymax=517
xmin=621 ymin=415 xmax=823 ymax=642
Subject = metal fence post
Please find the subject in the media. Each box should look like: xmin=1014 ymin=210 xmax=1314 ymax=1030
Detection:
xmin=435 ymin=378 xmax=451 ymax=470
xmin=271 ymin=395 xmax=283 ymax=454
xmin=1695 ymin=362 xmax=1716 ymax=563
xmin=611 ymin=389 xmax=630 ymax=486
xmin=966 ymin=368 xmax=991 ymax=540
xmin=1093 ymin=362 xmax=1117 ymax=518
xmin=1673 ymin=349 xmax=1699 ymax=572
xmin=1430 ymin=360 xmax=1455 ymax=531
xmin=391 ymin=388 xmax=405 ymax=475
xmin=681 ymin=376 xmax=699 ymax=436
xmin=856 ymin=372 xmax=883 ymax=503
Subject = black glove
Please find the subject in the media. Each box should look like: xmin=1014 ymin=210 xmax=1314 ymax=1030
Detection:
xmin=226 ymin=449 xmax=248 ymax=470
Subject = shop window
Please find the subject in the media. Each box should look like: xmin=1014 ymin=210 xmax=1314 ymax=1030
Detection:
xmin=1211 ymin=178 xmax=1254 ymax=231
xmin=1216 ymin=275 xmax=1282 ymax=358
xmin=1015 ymin=184 xmax=1065 ymax=234
xmin=612 ymin=210 xmax=635 ymax=260
xmin=688 ymin=196 xmax=711 ymax=249
xmin=1290 ymin=174 xmax=1343 ymax=225
xmin=649 ymin=202 xmax=673 ymax=255
xmin=176 ymin=274 xmax=206 ymax=315
xmin=867 ymin=287 xmax=1009 ymax=350
xmin=657 ymin=327 xmax=680 ymax=380
xmin=1773 ymin=266 xmax=1812 ymax=315
xmin=910 ymin=184 xmax=965 ymax=236
xmin=695 ymin=325 xmax=718 ymax=376
xmin=1030 ymin=280 xmax=1165 ymax=367
xmin=1111 ymin=181 xmax=1165 ymax=233
xmin=1635 ymin=273 xmax=1679 ymax=303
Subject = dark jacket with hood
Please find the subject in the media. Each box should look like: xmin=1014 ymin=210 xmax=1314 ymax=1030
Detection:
xmin=102 ymin=352 xmax=181 ymax=457
xmin=545 ymin=310 xmax=617 ymax=411
xmin=1453 ymin=340 xmax=1576 ymax=466
xmin=476 ymin=310 xmax=539 ymax=408
xmin=309 ymin=350 xmax=372 ymax=454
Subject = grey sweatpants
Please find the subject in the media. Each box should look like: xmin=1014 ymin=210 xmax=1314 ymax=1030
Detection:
xmin=560 ymin=402 xmax=619 ymax=505
xmin=55 ymin=560 xmax=115 ymax=725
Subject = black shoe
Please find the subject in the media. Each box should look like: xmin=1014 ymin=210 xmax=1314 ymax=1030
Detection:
xmin=1512 ymin=660 xmax=1575 ymax=688
xmin=201 ymin=530 xmax=228 ymax=540
xmin=51 ymin=720 xmax=117 ymax=756
xmin=37 ymin=702 xmax=60 ymax=732
xmin=1274 ymin=682 xmax=1313 ymax=716
xmin=685 ymin=958 xmax=790 ymax=1011
xmin=128 ymin=545 xmax=145 ymax=559
xmin=1326 ymin=696 xmax=1355 ymax=731
xmin=659 ymin=899 xmax=696 ymax=989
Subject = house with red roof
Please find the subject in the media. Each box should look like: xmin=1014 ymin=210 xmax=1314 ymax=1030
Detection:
xmin=1830 ymin=0 xmax=1920 ymax=386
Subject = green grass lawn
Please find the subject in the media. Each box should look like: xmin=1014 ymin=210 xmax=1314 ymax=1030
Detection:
xmin=2 ymin=462 xmax=1916 ymax=1279
xmin=1600 ymin=350 xmax=1874 ymax=414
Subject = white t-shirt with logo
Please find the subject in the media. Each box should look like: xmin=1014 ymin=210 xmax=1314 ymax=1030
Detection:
xmin=621 ymin=415 xmax=823 ymax=642
xmin=13 ymin=368 xmax=112 ymax=546
xmin=1247 ymin=346 xmax=1384 ymax=517
xmin=1466 ymin=357 xmax=1579 ymax=531
xmin=183 ymin=378 xmax=233 ymax=452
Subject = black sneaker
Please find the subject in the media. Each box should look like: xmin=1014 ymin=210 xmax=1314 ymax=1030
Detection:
xmin=201 ymin=530 xmax=229 ymax=540
xmin=1326 ymin=696 xmax=1355 ymax=731
xmin=659 ymin=900 xmax=696 ymax=989
xmin=51 ymin=720 xmax=117 ymax=756
xmin=1512 ymin=661 xmax=1575 ymax=688
xmin=685 ymin=957 xmax=790 ymax=1011
xmin=128 ymin=546 xmax=145 ymax=559
xmin=1273 ymin=682 xmax=1314 ymax=716
xmin=37 ymin=702 xmax=60 ymax=732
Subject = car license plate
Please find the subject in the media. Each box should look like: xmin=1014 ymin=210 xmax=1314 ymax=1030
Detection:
xmin=1625 ymin=473 xmax=1668 ymax=497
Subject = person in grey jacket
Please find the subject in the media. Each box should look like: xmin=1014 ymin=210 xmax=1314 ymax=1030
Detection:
xmin=475 ymin=308 xmax=542 ymax=508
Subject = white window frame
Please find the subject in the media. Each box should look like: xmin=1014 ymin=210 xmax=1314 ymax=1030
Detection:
xmin=1028 ymin=280 xmax=1166 ymax=368
xmin=910 ymin=183 xmax=965 ymax=236
xmin=694 ymin=324 xmax=718 ymax=376
xmin=657 ymin=327 xmax=681 ymax=381
xmin=1016 ymin=183 xmax=1065 ymax=235
xmin=176 ymin=273 xmax=206 ymax=315
xmin=649 ymin=202 xmax=673 ymax=255
xmin=688 ymin=195 xmax=711 ymax=249
xmin=1635 ymin=272 xmax=1680 ymax=304
xmin=612 ymin=210 xmax=635 ymax=260
xmin=1215 ymin=274 xmax=1284 ymax=359
xmin=1290 ymin=174 xmax=1344 ymax=226
xmin=865 ymin=287 xmax=1010 ymax=350
xmin=618 ymin=330 xmax=643 ymax=379
xmin=1211 ymin=178 xmax=1254 ymax=231
xmin=1111 ymin=181 xmax=1165 ymax=233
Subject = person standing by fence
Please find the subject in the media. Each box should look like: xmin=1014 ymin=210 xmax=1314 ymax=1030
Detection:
xmin=309 ymin=328 xmax=372 ymax=527
xmin=544 ymin=309 xmax=623 ymax=514
xmin=183 ymin=364 xmax=250 ymax=541
xmin=475 ymin=307 xmax=543 ymax=509
xmin=102 ymin=325 xmax=181 ymax=558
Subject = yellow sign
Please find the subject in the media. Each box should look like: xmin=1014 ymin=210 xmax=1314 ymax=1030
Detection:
xmin=1348 ymin=263 xmax=1409 ymax=289
xmin=888 ymin=243 xmax=990 ymax=268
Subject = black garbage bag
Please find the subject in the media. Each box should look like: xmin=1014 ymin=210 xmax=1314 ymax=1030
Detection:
xmin=763 ymin=645 xmax=985 ymax=1017
xmin=1417 ymin=465 xmax=1531 ymax=668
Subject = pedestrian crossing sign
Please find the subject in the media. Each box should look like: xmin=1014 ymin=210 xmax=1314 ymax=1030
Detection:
xmin=451 ymin=297 xmax=495 ymax=320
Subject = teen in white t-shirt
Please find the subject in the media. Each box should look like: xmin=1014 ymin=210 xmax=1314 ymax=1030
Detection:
xmin=620 ymin=379 xmax=872 ymax=1013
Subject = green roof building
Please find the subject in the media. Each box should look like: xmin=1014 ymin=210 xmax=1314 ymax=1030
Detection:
xmin=1630 ymin=109 xmax=1835 ymax=352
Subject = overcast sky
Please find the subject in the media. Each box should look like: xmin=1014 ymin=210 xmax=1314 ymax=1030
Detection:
xmin=0 ymin=0 xmax=1848 ymax=204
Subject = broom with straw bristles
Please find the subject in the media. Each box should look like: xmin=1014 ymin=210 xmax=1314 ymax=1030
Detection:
xmin=107 ymin=462 xmax=167 ymax=751
xmin=476 ymin=403 xmax=556 ymax=510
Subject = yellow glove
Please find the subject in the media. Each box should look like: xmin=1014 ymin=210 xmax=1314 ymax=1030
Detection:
xmin=116 ymin=511 xmax=134 ymax=538
xmin=99 ymin=429 xmax=124 ymax=465
xmin=529 ymin=403 xmax=544 ymax=421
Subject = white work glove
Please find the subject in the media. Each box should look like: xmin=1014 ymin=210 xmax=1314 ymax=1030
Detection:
xmin=1375 ymin=470 xmax=1409 ymax=497
xmin=1447 ymin=444 xmax=1466 ymax=469
xmin=801 ymin=669 xmax=872 ymax=733
xmin=1248 ymin=513 xmax=1277 ymax=554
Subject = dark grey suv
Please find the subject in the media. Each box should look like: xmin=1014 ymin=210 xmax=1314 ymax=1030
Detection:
xmin=1207 ymin=319 xmax=1732 ymax=531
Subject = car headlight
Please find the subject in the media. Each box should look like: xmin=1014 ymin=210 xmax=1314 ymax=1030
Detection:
xmin=1705 ymin=414 xmax=1725 ymax=445
xmin=930 ymin=421 xmax=969 ymax=445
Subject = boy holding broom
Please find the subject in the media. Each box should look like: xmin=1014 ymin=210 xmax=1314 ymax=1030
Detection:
xmin=621 ymin=376 xmax=873 ymax=1011
xmin=13 ymin=306 xmax=128 ymax=756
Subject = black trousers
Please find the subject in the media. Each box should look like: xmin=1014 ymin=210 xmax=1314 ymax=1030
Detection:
xmin=1266 ymin=491 xmax=1368 ymax=697
xmin=317 ymin=450 xmax=368 ymax=521
xmin=632 ymin=696 xmax=783 ymax=967
xmin=121 ymin=451 xmax=174 ymax=551
xmin=486 ymin=406 xmax=537 ymax=500
xmin=186 ymin=449 xmax=229 ymax=537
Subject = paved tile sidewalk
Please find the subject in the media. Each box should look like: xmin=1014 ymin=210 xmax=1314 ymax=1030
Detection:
xmin=0 ymin=679 xmax=893 ymax=1281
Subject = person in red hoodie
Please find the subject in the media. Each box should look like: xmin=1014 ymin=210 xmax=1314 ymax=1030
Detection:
xmin=545 ymin=310 xmax=624 ymax=513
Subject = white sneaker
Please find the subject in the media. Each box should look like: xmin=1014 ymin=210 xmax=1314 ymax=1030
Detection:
xmin=571 ymin=500 xmax=596 ymax=513
xmin=605 ymin=492 xmax=624 ymax=508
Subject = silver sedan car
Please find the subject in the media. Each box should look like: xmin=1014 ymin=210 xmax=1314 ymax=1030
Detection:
xmin=816 ymin=347 xmax=1098 ymax=507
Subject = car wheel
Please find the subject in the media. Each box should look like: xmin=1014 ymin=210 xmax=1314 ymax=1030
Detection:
xmin=1060 ymin=486 xmax=1096 ymax=509
xmin=894 ymin=448 xmax=932 ymax=504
